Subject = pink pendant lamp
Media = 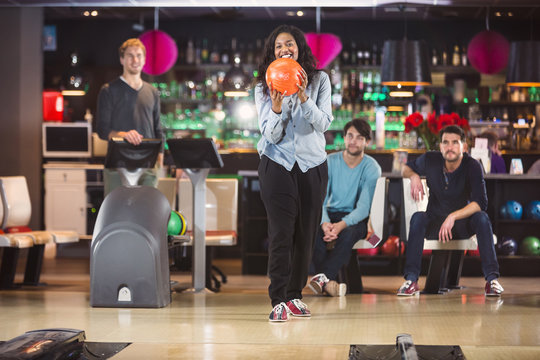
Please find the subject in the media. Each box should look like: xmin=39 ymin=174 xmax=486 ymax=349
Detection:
xmin=139 ymin=8 xmax=178 ymax=76
xmin=467 ymin=10 xmax=510 ymax=75
xmin=305 ymin=8 xmax=342 ymax=69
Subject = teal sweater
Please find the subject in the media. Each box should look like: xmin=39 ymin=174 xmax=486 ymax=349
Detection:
xmin=321 ymin=151 xmax=381 ymax=226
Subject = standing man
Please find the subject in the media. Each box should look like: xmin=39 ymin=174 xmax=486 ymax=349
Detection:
xmin=398 ymin=125 xmax=503 ymax=297
xmin=310 ymin=119 xmax=381 ymax=296
xmin=96 ymin=38 xmax=163 ymax=195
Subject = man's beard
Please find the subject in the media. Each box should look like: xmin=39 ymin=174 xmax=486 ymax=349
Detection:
xmin=346 ymin=147 xmax=362 ymax=157
xmin=443 ymin=151 xmax=460 ymax=162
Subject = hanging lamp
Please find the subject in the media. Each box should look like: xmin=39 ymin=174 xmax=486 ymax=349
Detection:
xmin=380 ymin=6 xmax=431 ymax=87
xmin=139 ymin=7 xmax=178 ymax=76
xmin=305 ymin=7 xmax=342 ymax=69
xmin=224 ymin=39 xmax=250 ymax=97
xmin=506 ymin=41 xmax=540 ymax=87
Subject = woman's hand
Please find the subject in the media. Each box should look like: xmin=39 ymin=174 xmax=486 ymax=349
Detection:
xmin=269 ymin=82 xmax=285 ymax=113
xmin=296 ymin=68 xmax=308 ymax=103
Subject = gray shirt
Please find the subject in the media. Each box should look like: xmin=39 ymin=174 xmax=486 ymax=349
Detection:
xmin=96 ymin=77 xmax=163 ymax=145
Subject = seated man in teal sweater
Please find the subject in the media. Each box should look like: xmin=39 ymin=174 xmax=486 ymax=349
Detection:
xmin=309 ymin=119 xmax=381 ymax=296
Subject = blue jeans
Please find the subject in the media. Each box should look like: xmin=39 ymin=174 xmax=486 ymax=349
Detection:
xmin=311 ymin=211 xmax=367 ymax=281
xmin=403 ymin=211 xmax=500 ymax=282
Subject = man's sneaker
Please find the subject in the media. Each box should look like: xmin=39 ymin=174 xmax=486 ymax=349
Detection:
xmin=325 ymin=280 xmax=347 ymax=297
xmin=485 ymin=279 xmax=504 ymax=297
xmin=269 ymin=302 xmax=290 ymax=322
xmin=286 ymin=299 xmax=311 ymax=317
xmin=309 ymin=273 xmax=329 ymax=295
xmin=397 ymin=280 xmax=420 ymax=296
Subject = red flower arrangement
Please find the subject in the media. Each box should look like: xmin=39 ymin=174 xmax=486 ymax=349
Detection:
xmin=404 ymin=111 xmax=470 ymax=150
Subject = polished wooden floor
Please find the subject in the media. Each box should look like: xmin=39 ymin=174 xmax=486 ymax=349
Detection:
xmin=1 ymin=251 xmax=539 ymax=359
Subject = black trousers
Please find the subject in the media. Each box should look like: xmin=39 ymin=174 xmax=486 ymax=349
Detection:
xmin=258 ymin=156 xmax=328 ymax=307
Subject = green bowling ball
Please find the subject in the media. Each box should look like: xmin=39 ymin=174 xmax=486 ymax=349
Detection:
xmin=520 ymin=236 xmax=540 ymax=256
xmin=167 ymin=211 xmax=182 ymax=236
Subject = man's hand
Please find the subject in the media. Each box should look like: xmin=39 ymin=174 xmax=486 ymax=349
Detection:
xmin=322 ymin=221 xmax=347 ymax=242
xmin=113 ymin=130 xmax=143 ymax=145
xmin=438 ymin=214 xmax=456 ymax=243
xmin=321 ymin=222 xmax=335 ymax=242
xmin=410 ymin=175 xmax=425 ymax=202
xmin=122 ymin=130 xmax=143 ymax=145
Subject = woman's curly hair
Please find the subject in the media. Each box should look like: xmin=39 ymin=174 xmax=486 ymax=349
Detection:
xmin=255 ymin=24 xmax=319 ymax=95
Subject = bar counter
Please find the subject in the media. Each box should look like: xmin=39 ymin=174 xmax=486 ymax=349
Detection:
xmin=214 ymin=148 xmax=540 ymax=175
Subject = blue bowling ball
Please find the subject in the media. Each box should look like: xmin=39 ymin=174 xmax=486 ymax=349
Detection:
xmin=497 ymin=236 xmax=518 ymax=256
xmin=505 ymin=200 xmax=523 ymax=220
xmin=525 ymin=200 xmax=540 ymax=220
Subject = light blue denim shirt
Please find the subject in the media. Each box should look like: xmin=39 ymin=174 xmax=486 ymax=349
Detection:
xmin=255 ymin=71 xmax=333 ymax=172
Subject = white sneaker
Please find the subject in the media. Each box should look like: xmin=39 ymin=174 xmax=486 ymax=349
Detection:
xmin=325 ymin=280 xmax=347 ymax=297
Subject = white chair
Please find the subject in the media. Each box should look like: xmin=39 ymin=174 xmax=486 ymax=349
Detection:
xmin=402 ymin=178 xmax=496 ymax=293
xmin=339 ymin=176 xmax=388 ymax=293
xmin=0 ymin=176 xmax=79 ymax=288
xmin=177 ymin=178 xmax=238 ymax=246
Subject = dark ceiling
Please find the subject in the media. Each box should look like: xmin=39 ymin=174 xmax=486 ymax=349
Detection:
xmin=41 ymin=6 xmax=540 ymax=22
xmin=0 ymin=1 xmax=539 ymax=22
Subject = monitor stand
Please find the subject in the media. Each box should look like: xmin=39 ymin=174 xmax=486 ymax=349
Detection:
xmin=167 ymin=138 xmax=224 ymax=292
xmin=104 ymin=138 xmax=162 ymax=187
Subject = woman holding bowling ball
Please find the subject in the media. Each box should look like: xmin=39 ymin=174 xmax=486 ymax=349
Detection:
xmin=254 ymin=24 xmax=333 ymax=322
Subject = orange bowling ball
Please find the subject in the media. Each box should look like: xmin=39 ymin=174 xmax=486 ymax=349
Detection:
xmin=265 ymin=58 xmax=303 ymax=95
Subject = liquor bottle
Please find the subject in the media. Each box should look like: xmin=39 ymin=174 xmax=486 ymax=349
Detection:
xmin=186 ymin=38 xmax=195 ymax=65
xmin=210 ymin=43 xmax=220 ymax=64
xmin=341 ymin=42 xmax=350 ymax=65
xmin=461 ymin=46 xmax=468 ymax=66
xmin=229 ymin=38 xmax=240 ymax=65
xmin=341 ymin=72 xmax=350 ymax=101
xmin=349 ymin=69 xmax=358 ymax=99
xmin=441 ymin=48 xmax=448 ymax=66
xmin=194 ymin=39 xmax=202 ymax=65
xmin=432 ymin=48 xmax=439 ymax=66
xmin=363 ymin=45 xmax=370 ymax=66
xmin=351 ymin=42 xmax=358 ymax=65
xmin=452 ymin=45 xmax=460 ymax=66
xmin=371 ymin=44 xmax=379 ymax=66
xmin=201 ymin=38 xmax=209 ymax=64
xmin=220 ymin=43 xmax=230 ymax=65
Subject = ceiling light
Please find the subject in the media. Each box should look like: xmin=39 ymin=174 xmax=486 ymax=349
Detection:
xmin=91 ymin=10 xmax=98 ymax=17
xmin=286 ymin=11 xmax=295 ymax=16
xmin=297 ymin=11 xmax=304 ymax=17
xmin=83 ymin=11 xmax=90 ymax=16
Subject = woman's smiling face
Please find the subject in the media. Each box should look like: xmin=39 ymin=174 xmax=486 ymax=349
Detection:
xmin=274 ymin=32 xmax=298 ymax=61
